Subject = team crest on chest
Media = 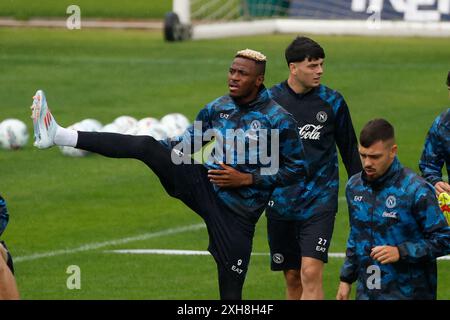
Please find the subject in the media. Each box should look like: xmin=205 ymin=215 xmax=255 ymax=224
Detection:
xmin=250 ymin=120 xmax=261 ymax=130
xmin=386 ymin=195 xmax=396 ymax=209
xmin=316 ymin=111 xmax=328 ymax=123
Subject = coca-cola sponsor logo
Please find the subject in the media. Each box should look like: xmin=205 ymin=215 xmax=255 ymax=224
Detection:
xmin=299 ymin=124 xmax=323 ymax=140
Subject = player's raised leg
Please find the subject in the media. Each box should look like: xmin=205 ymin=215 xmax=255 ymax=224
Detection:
xmin=30 ymin=89 xmax=58 ymax=149
xmin=29 ymin=89 xmax=180 ymax=195
xmin=30 ymin=90 xmax=80 ymax=149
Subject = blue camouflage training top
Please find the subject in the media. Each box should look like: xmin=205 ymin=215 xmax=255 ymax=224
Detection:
xmin=266 ymin=82 xmax=361 ymax=221
xmin=419 ymin=108 xmax=450 ymax=185
xmin=0 ymin=195 xmax=8 ymax=236
xmin=341 ymin=157 xmax=450 ymax=300
xmin=162 ymin=86 xmax=307 ymax=222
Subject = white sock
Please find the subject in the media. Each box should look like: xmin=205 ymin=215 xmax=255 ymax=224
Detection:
xmin=54 ymin=126 xmax=78 ymax=147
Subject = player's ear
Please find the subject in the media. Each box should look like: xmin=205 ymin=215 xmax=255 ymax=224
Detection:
xmin=390 ymin=144 xmax=398 ymax=158
xmin=256 ymin=74 xmax=264 ymax=87
xmin=288 ymin=62 xmax=296 ymax=75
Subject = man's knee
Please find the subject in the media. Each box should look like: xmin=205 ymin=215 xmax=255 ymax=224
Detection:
xmin=284 ymin=269 xmax=301 ymax=289
xmin=300 ymin=258 xmax=323 ymax=285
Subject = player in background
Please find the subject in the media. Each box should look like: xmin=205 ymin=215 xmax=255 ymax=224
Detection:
xmin=30 ymin=49 xmax=307 ymax=300
xmin=337 ymin=119 xmax=450 ymax=300
xmin=419 ymin=71 xmax=450 ymax=196
xmin=0 ymin=194 xmax=20 ymax=300
xmin=266 ymin=36 xmax=362 ymax=299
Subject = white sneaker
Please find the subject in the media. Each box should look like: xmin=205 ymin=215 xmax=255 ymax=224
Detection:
xmin=30 ymin=90 xmax=58 ymax=149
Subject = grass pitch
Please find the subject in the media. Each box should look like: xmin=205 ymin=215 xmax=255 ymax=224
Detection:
xmin=0 ymin=27 xmax=449 ymax=299
xmin=0 ymin=1 xmax=170 ymax=20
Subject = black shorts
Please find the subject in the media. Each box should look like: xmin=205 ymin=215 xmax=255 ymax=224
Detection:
xmin=77 ymin=132 xmax=256 ymax=281
xmin=267 ymin=211 xmax=336 ymax=271
xmin=163 ymin=162 xmax=256 ymax=282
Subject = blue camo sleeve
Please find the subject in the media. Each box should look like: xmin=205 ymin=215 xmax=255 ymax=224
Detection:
xmin=0 ymin=195 xmax=9 ymax=237
xmin=252 ymin=115 xmax=308 ymax=189
xmin=340 ymin=187 xmax=359 ymax=283
xmin=333 ymin=95 xmax=362 ymax=178
xmin=397 ymin=183 xmax=450 ymax=263
xmin=419 ymin=115 xmax=445 ymax=185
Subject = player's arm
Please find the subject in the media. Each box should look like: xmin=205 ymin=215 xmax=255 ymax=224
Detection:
xmin=334 ymin=97 xmax=362 ymax=178
xmin=336 ymin=281 xmax=352 ymax=300
xmin=419 ymin=115 xmax=448 ymax=193
xmin=338 ymin=231 xmax=357 ymax=300
xmin=396 ymin=184 xmax=450 ymax=263
xmin=0 ymin=195 xmax=9 ymax=237
xmin=338 ymin=189 xmax=359 ymax=295
xmin=251 ymin=116 xmax=308 ymax=189
xmin=208 ymin=117 xmax=307 ymax=188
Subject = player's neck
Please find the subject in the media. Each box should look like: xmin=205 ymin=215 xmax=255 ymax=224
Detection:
xmin=287 ymin=77 xmax=313 ymax=95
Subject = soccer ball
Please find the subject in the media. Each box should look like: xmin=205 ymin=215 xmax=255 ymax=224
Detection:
xmin=438 ymin=192 xmax=450 ymax=225
xmin=160 ymin=113 xmax=190 ymax=138
xmin=79 ymin=118 xmax=103 ymax=132
xmin=59 ymin=122 xmax=90 ymax=157
xmin=100 ymin=123 xmax=120 ymax=133
xmin=137 ymin=117 xmax=160 ymax=131
xmin=113 ymin=116 xmax=137 ymax=134
xmin=137 ymin=123 xmax=168 ymax=140
xmin=133 ymin=117 xmax=168 ymax=140
xmin=0 ymin=119 xmax=29 ymax=150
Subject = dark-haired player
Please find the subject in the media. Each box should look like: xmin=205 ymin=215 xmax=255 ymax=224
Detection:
xmin=337 ymin=118 xmax=450 ymax=300
xmin=420 ymin=71 xmax=450 ymax=196
xmin=266 ymin=36 xmax=362 ymax=299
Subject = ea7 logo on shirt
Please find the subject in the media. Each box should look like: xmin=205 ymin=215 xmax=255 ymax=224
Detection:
xmin=219 ymin=113 xmax=230 ymax=119
xmin=386 ymin=195 xmax=396 ymax=209
xmin=316 ymin=111 xmax=328 ymax=123
xmin=354 ymin=195 xmax=363 ymax=202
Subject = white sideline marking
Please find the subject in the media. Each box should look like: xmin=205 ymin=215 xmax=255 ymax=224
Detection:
xmin=106 ymin=249 xmax=343 ymax=257
xmin=14 ymin=223 xmax=206 ymax=263
xmin=0 ymin=18 xmax=162 ymax=29
xmin=107 ymin=249 xmax=450 ymax=260
xmin=14 ymin=218 xmax=450 ymax=263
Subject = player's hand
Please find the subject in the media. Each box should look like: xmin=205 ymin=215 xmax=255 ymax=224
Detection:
xmin=208 ymin=163 xmax=253 ymax=188
xmin=336 ymin=281 xmax=351 ymax=300
xmin=434 ymin=181 xmax=450 ymax=196
xmin=370 ymin=245 xmax=400 ymax=264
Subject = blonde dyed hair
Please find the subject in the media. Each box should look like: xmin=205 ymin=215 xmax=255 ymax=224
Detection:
xmin=235 ymin=49 xmax=267 ymax=62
